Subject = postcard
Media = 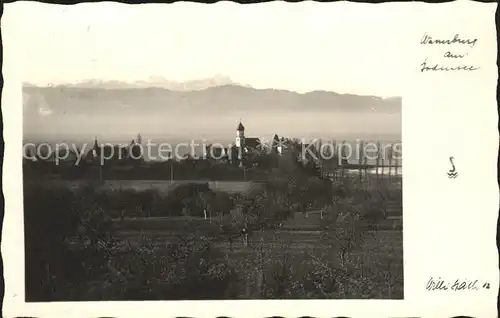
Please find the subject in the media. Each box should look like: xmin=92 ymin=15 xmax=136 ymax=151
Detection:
xmin=1 ymin=1 xmax=498 ymax=317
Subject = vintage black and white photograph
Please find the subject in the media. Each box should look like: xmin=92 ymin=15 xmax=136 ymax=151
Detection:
xmin=19 ymin=2 xmax=403 ymax=301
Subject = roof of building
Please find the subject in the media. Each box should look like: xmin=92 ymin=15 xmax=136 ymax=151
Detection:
xmin=87 ymin=143 xmax=131 ymax=160
xmin=245 ymin=137 xmax=262 ymax=151
xmin=205 ymin=144 xmax=230 ymax=159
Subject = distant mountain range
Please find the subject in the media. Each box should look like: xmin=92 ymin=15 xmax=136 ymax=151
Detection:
xmin=23 ymin=76 xmax=401 ymax=117
xmin=27 ymin=75 xmax=248 ymax=91
xmin=23 ymin=76 xmax=401 ymax=141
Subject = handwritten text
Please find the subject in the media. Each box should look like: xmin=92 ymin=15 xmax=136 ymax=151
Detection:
xmin=425 ymin=277 xmax=489 ymax=291
xmin=420 ymin=33 xmax=479 ymax=72
xmin=420 ymin=33 xmax=478 ymax=48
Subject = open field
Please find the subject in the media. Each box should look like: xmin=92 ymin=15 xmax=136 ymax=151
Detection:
xmin=24 ymin=172 xmax=403 ymax=300
xmin=109 ymin=226 xmax=403 ymax=299
xmin=111 ymin=209 xmax=403 ymax=233
xmin=107 ymin=208 xmax=403 ymax=299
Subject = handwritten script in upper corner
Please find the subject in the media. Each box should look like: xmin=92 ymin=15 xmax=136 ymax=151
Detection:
xmin=419 ymin=33 xmax=480 ymax=73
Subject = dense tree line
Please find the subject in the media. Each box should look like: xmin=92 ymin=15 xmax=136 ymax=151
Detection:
xmin=23 ymin=184 xmax=238 ymax=301
xmin=23 ymin=148 xmax=324 ymax=181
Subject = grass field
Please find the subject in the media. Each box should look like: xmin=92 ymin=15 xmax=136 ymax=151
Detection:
xmin=112 ymin=209 xmax=402 ymax=233
xmin=24 ymin=172 xmax=403 ymax=300
xmin=111 ymin=216 xmax=403 ymax=299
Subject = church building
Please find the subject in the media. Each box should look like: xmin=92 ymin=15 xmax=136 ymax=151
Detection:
xmin=235 ymin=121 xmax=262 ymax=167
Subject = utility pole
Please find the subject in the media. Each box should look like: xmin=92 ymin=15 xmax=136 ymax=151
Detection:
xmin=388 ymin=145 xmax=393 ymax=182
xmin=99 ymin=163 xmax=103 ymax=183
xmin=170 ymin=161 xmax=174 ymax=184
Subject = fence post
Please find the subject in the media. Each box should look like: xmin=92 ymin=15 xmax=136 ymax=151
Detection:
xmin=358 ymin=140 xmax=364 ymax=184
xmin=341 ymin=140 xmax=347 ymax=179
xmin=376 ymin=141 xmax=381 ymax=180
xmin=388 ymin=144 xmax=393 ymax=181
xmin=381 ymin=144 xmax=385 ymax=178
xmin=331 ymin=140 xmax=337 ymax=181
xmin=363 ymin=140 xmax=368 ymax=186
xmin=395 ymin=150 xmax=400 ymax=176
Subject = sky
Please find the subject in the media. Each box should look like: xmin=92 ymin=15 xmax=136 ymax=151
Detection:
xmin=4 ymin=1 xmax=408 ymax=97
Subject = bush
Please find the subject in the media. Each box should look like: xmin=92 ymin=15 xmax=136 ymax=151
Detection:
xmin=320 ymin=197 xmax=365 ymax=265
xmin=24 ymin=183 xmax=114 ymax=301
xmin=162 ymin=183 xmax=214 ymax=217
xmin=263 ymin=252 xmax=293 ymax=298
xmin=210 ymin=191 xmax=233 ymax=219
xmin=94 ymin=188 xmax=160 ymax=218
xmin=99 ymin=235 xmax=239 ymax=300
xmin=24 ymin=183 xmax=240 ymax=300
xmin=92 ymin=186 xmax=222 ymax=219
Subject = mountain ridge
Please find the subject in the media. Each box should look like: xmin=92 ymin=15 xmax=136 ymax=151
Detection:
xmin=23 ymin=80 xmax=401 ymax=141
xmin=24 ymin=75 xmax=250 ymax=92
xmin=23 ymin=84 xmax=401 ymax=117
xmin=23 ymin=76 xmax=400 ymax=100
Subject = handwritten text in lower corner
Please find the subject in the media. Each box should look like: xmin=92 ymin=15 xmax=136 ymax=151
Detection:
xmin=426 ymin=277 xmax=491 ymax=291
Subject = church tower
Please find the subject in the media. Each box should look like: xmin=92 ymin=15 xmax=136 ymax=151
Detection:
xmin=92 ymin=136 xmax=100 ymax=158
xmin=236 ymin=121 xmax=245 ymax=148
xmin=236 ymin=120 xmax=245 ymax=167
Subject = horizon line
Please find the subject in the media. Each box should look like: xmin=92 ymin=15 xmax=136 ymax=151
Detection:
xmin=22 ymin=78 xmax=402 ymax=100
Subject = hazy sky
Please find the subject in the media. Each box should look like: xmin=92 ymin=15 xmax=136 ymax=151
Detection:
xmin=5 ymin=2 xmax=407 ymax=97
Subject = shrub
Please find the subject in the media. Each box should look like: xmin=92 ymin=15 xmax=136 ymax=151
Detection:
xmin=263 ymin=252 xmax=293 ymax=298
xmin=24 ymin=183 xmax=239 ymax=300
xmin=161 ymin=183 xmax=214 ymax=217
xmin=100 ymin=235 xmax=238 ymax=300
xmin=24 ymin=183 xmax=114 ymax=301
xmin=320 ymin=198 xmax=364 ymax=266
xmin=210 ymin=191 xmax=234 ymax=219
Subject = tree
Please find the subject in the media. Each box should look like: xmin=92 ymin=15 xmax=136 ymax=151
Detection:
xmin=210 ymin=191 xmax=234 ymax=221
xmin=271 ymin=134 xmax=281 ymax=155
xmin=235 ymin=186 xmax=293 ymax=231
xmin=129 ymin=141 xmax=143 ymax=165
xmin=24 ymin=185 xmax=81 ymax=301
xmin=103 ymin=235 xmax=239 ymax=300
xmin=253 ymin=153 xmax=279 ymax=170
xmin=264 ymin=251 xmax=293 ymax=298
xmin=302 ymin=177 xmax=333 ymax=209
xmin=24 ymin=183 xmax=115 ymax=301
xmin=320 ymin=199 xmax=364 ymax=267
xmin=163 ymin=183 xmax=213 ymax=216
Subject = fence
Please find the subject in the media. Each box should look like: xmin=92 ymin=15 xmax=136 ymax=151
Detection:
xmin=312 ymin=140 xmax=403 ymax=219
xmin=313 ymin=140 xmax=402 ymax=187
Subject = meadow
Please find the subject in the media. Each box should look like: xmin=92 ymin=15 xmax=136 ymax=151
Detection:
xmin=110 ymin=226 xmax=403 ymax=299
xmin=106 ymin=202 xmax=403 ymax=299
xmin=23 ymin=163 xmax=403 ymax=300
